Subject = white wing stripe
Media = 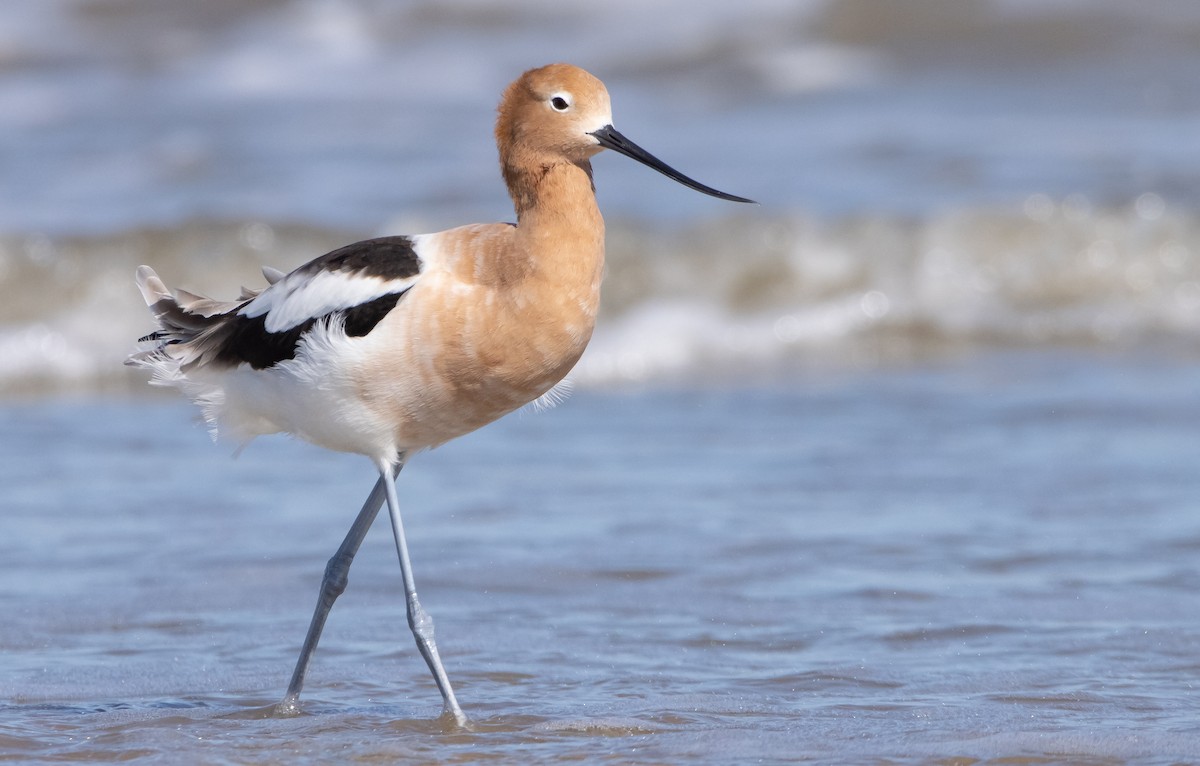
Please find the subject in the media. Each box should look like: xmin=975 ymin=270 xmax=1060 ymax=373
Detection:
xmin=240 ymin=269 xmax=419 ymax=333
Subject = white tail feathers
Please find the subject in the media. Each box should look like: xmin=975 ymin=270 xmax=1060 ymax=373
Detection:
xmin=135 ymin=265 xmax=171 ymax=307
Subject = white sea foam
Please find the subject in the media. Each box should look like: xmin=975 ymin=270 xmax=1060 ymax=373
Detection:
xmin=2 ymin=205 xmax=1198 ymax=396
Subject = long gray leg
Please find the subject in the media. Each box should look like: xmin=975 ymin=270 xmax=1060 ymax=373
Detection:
xmin=276 ymin=459 xmax=403 ymax=713
xmin=376 ymin=455 xmax=467 ymax=726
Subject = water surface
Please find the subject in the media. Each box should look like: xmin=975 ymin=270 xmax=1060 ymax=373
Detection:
xmin=3 ymin=351 xmax=1198 ymax=762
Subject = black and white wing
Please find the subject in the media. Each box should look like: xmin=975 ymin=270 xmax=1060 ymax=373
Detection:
xmin=129 ymin=236 xmax=423 ymax=371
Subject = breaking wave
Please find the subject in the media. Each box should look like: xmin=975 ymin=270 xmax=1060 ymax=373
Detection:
xmin=3 ymin=197 xmax=1197 ymax=396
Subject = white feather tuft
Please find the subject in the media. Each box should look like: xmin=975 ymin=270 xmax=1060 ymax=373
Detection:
xmin=528 ymin=378 xmax=574 ymax=413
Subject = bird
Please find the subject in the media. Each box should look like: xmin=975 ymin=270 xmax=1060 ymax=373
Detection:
xmin=127 ymin=63 xmax=753 ymax=726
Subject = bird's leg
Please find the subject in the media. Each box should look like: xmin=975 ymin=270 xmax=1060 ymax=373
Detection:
xmin=376 ymin=455 xmax=468 ymax=726
xmin=276 ymin=459 xmax=404 ymax=714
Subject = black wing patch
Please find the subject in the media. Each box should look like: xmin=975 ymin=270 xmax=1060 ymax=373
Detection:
xmin=213 ymin=312 xmax=313 ymax=370
xmin=292 ymin=236 xmax=421 ymax=281
xmin=342 ymin=290 xmax=405 ymax=337
xmin=212 ymin=290 xmax=407 ymax=370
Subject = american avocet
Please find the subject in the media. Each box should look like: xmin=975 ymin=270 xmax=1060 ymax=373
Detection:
xmin=127 ymin=63 xmax=752 ymax=725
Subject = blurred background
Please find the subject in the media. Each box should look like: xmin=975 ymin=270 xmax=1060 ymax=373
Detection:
xmin=5 ymin=3 xmax=1200 ymax=761
xmin=3 ymin=0 xmax=1199 ymax=394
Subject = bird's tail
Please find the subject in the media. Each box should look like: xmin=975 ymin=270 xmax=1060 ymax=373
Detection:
xmin=126 ymin=265 xmax=274 ymax=372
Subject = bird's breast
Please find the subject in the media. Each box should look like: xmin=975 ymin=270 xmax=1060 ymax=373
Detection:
xmin=355 ymin=262 xmax=601 ymax=449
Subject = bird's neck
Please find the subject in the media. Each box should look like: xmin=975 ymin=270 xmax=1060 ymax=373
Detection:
xmin=506 ymin=159 xmax=606 ymax=296
xmin=504 ymin=157 xmax=597 ymax=219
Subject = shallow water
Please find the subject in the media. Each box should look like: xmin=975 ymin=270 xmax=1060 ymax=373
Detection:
xmin=3 ymin=350 xmax=1199 ymax=762
xmin=6 ymin=0 xmax=1200 ymax=232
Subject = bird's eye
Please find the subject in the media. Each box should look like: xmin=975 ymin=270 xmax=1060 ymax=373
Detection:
xmin=550 ymin=95 xmax=570 ymax=112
